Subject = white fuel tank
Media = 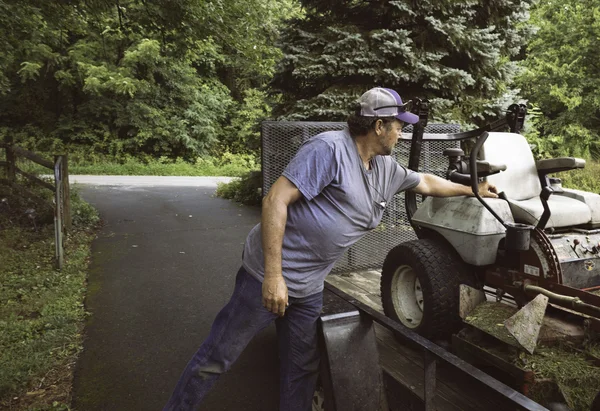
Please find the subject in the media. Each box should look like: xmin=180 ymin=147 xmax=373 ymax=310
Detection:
xmin=411 ymin=197 xmax=514 ymax=266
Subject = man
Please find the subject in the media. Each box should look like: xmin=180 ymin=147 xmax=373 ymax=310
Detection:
xmin=164 ymin=87 xmax=498 ymax=411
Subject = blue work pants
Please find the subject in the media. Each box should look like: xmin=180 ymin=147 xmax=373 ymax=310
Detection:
xmin=163 ymin=266 xmax=323 ymax=411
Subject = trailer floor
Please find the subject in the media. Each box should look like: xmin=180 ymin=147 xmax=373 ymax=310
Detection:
xmin=326 ymin=270 xmax=508 ymax=411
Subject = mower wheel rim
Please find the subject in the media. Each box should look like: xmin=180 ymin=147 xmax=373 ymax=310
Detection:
xmin=390 ymin=264 xmax=423 ymax=329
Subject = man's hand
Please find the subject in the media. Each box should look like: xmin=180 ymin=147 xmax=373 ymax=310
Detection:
xmin=262 ymin=275 xmax=288 ymax=317
xmin=478 ymin=180 xmax=499 ymax=198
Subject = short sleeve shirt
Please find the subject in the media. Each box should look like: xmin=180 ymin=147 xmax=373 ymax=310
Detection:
xmin=242 ymin=128 xmax=421 ymax=297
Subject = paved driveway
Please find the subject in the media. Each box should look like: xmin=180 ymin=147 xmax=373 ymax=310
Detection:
xmin=71 ymin=177 xmax=279 ymax=410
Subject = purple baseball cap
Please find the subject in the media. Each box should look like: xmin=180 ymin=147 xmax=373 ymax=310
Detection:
xmin=357 ymin=87 xmax=419 ymax=124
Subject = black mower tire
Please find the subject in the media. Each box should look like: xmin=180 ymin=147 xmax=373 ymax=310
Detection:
xmin=381 ymin=238 xmax=473 ymax=340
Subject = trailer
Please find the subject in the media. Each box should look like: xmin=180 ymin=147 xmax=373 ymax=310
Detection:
xmin=262 ymin=104 xmax=600 ymax=411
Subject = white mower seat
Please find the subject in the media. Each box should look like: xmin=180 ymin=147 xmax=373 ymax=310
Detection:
xmin=483 ymin=132 xmax=596 ymax=229
xmin=507 ymin=196 xmax=591 ymax=228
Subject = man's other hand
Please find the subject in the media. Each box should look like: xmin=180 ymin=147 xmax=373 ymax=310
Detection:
xmin=262 ymin=275 xmax=289 ymax=317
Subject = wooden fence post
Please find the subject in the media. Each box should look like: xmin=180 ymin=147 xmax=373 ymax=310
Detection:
xmin=54 ymin=155 xmax=64 ymax=269
xmin=62 ymin=154 xmax=72 ymax=230
xmin=5 ymin=135 xmax=15 ymax=182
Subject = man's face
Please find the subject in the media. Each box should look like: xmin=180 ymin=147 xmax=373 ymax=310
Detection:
xmin=377 ymin=119 xmax=403 ymax=155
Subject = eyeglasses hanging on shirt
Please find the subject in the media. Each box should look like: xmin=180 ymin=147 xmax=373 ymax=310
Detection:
xmin=352 ymin=137 xmax=388 ymax=212
xmin=363 ymin=162 xmax=387 ymax=210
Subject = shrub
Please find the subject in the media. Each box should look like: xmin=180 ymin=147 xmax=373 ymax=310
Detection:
xmin=69 ymin=187 xmax=100 ymax=228
xmin=216 ymin=171 xmax=263 ymax=206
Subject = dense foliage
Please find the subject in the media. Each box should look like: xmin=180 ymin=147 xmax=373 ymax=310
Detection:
xmin=216 ymin=170 xmax=262 ymax=205
xmin=518 ymin=0 xmax=600 ymax=158
xmin=0 ymin=0 xmax=297 ymax=159
xmin=271 ymin=0 xmax=534 ymax=125
xmin=1 ymin=0 xmax=598 ymax=165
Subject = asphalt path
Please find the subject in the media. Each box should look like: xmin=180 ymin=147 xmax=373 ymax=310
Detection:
xmin=71 ymin=177 xmax=279 ymax=410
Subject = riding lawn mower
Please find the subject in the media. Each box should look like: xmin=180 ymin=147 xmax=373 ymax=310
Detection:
xmin=380 ymin=102 xmax=600 ymax=409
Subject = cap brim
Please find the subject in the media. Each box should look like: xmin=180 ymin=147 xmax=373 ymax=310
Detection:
xmin=396 ymin=111 xmax=419 ymax=124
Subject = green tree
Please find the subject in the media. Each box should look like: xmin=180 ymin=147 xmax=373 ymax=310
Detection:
xmin=271 ymin=0 xmax=534 ymax=125
xmin=0 ymin=0 xmax=297 ymax=159
xmin=220 ymin=88 xmax=273 ymax=154
xmin=518 ymin=0 xmax=600 ymax=158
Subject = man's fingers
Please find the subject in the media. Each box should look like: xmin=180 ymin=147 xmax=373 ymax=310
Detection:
xmin=481 ymin=190 xmax=498 ymax=198
xmin=273 ymin=298 xmax=285 ymax=316
xmin=263 ymin=296 xmax=285 ymax=316
xmin=478 ymin=182 xmax=499 ymax=198
xmin=487 ymin=183 xmax=499 ymax=198
xmin=262 ymin=277 xmax=288 ymax=315
xmin=264 ymin=299 xmax=273 ymax=313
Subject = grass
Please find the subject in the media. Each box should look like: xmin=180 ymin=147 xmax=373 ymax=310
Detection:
xmin=464 ymin=301 xmax=600 ymax=409
xmin=464 ymin=301 xmax=600 ymax=410
xmin=559 ymin=159 xmax=600 ymax=193
xmin=0 ymin=182 xmax=99 ymax=411
xmin=518 ymin=345 xmax=600 ymax=410
xmin=11 ymin=152 xmax=259 ymax=178
xmin=464 ymin=301 xmax=520 ymax=347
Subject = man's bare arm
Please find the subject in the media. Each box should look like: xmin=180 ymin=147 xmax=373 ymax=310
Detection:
xmin=411 ymin=173 xmax=498 ymax=198
xmin=261 ymin=176 xmax=303 ymax=316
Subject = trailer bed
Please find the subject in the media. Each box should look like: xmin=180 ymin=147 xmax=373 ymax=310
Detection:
xmin=326 ymin=270 xmax=522 ymax=411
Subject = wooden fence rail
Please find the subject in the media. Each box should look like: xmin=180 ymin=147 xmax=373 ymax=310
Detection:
xmin=1 ymin=135 xmax=71 ymax=269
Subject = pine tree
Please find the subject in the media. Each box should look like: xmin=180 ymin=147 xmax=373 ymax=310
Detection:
xmin=272 ymin=0 xmax=534 ymax=124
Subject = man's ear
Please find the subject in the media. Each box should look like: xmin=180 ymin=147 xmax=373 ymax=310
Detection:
xmin=374 ymin=119 xmax=384 ymax=135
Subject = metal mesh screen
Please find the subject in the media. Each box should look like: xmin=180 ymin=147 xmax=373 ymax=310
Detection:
xmin=261 ymin=121 xmax=461 ymax=273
